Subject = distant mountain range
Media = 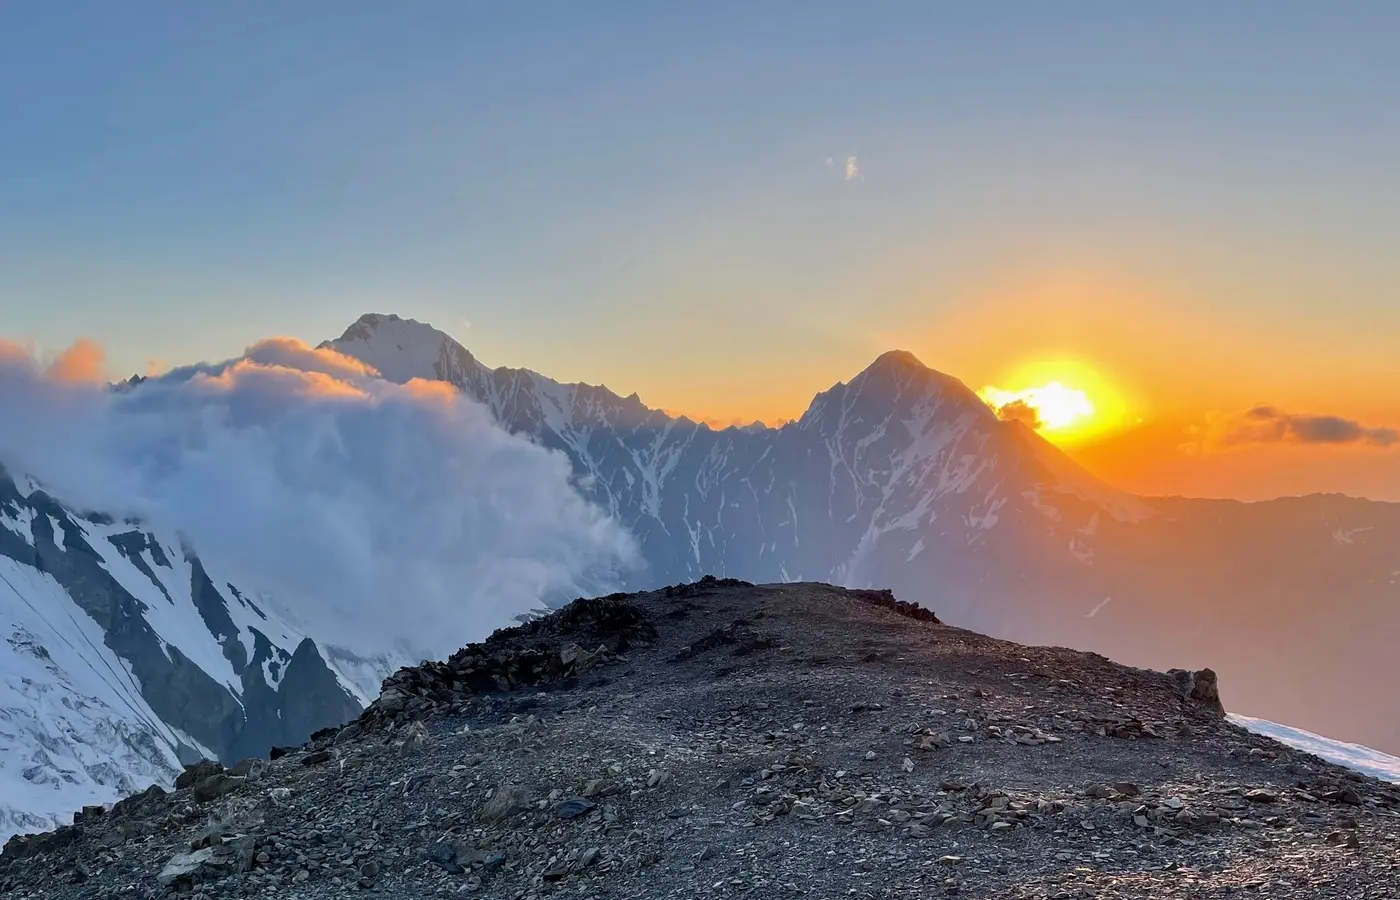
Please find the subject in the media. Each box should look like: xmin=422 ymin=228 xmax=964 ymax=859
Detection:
xmin=327 ymin=314 xmax=1400 ymax=756
xmin=2 ymin=311 xmax=1396 ymax=838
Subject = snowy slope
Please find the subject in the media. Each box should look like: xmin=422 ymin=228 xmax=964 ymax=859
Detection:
xmin=0 ymin=557 xmax=200 ymax=838
xmin=0 ymin=468 xmax=371 ymax=842
xmin=1231 ymin=714 xmax=1400 ymax=785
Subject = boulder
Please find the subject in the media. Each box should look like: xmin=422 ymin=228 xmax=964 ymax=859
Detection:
xmin=1168 ymin=668 xmax=1224 ymax=715
xmin=480 ymin=784 xmax=531 ymax=822
xmin=554 ymin=797 xmax=597 ymax=820
xmin=158 ymin=834 xmax=258 ymax=887
xmin=111 ymin=784 xmax=167 ymax=819
xmin=191 ymin=774 xmax=245 ymax=803
xmin=228 ymin=757 xmax=268 ymax=780
xmin=174 ymin=759 xmax=225 ymax=790
xmin=157 ymin=848 xmax=217 ymax=887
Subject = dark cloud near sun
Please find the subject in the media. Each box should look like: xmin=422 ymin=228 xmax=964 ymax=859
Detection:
xmin=1194 ymin=405 xmax=1399 ymax=450
xmin=994 ymin=399 xmax=1042 ymax=430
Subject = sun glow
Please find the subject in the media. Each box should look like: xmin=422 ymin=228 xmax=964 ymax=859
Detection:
xmin=977 ymin=359 xmax=1131 ymax=444
xmin=979 ymin=382 xmax=1094 ymax=430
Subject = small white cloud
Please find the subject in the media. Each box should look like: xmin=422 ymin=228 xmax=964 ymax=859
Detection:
xmin=844 ymin=155 xmax=862 ymax=182
xmin=825 ymin=157 xmax=835 ymax=167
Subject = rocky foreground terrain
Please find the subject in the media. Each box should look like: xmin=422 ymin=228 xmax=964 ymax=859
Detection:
xmin=3 ymin=579 xmax=1398 ymax=899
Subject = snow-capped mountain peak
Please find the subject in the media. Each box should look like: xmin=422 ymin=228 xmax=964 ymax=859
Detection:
xmin=322 ymin=313 xmax=480 ymax=385
xmin=863 ymin=348 xmax=927 ymax=372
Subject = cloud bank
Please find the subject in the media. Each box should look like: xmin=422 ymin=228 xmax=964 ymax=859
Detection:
xmin=0 ymin=337 xmax=638 ymax=660
xmin=1194 ymin=405 xmax=1399 ymax=450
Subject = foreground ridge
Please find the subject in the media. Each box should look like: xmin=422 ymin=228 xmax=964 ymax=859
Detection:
xmin=3 ymin=580 xmax=1397 ymax=899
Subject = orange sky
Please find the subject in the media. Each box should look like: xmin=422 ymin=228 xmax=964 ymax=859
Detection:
xmin=642 ymin=267 xmax=1400 ymax=502
xmin=1069 ymin=419 xmax=1400 ymax=502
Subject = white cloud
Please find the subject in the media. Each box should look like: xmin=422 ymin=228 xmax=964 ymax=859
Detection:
xmin=845 ymin=155 xmax=862 ymax=182
xmin=0 ymin=337 xmax=638 ymax=660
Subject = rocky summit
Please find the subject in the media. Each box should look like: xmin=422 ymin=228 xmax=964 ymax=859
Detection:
xmin=3 ymin=579 xmax=1397 ymax=900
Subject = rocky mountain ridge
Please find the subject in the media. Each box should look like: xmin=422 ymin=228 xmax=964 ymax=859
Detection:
xmin=3 ymin=579 xmax=1397 ymax=899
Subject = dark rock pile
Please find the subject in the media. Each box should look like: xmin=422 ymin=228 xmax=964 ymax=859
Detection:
xmin=359 ymin=592 xmax=657 ymax=729
xmin=1168 ymin=666 xmax=1225 ymax=715
xmin=660 ymin=574 xmax=754 ymax=598
xmin=848 ymin=587 xmax=943 ymax=624
xmin=670 ymin=620 xmax=775 ymax=662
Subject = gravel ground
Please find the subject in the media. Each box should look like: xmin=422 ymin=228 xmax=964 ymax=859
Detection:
xmin=3 ymin=579 xmax=1398 ymax=899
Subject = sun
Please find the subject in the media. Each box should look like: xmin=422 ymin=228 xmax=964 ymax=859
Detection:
xmin=976 ymin=359 xmax=1129 ymax=443
xmin=979 ymin=382 xmax=1094 ymax=430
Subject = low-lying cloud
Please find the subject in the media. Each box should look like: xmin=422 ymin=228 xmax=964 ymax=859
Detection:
xmin=1194 ymin=405 xmax=1399 ymax=450
xmin=0 ymin=337 xmax=638 ymax=660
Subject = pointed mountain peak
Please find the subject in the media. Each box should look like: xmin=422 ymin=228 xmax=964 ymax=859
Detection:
xmin=800 ymin=348 xmax=993 ymax=432
xmin=864 ymin=349 xmax=927 ymax=374
xmin=324 ymin=313 xmax=479 ymax=385
xmin=851 ymin=348 xmax=973 ymax=397
xmin=334 ymin=313 xmax=436 ymax=345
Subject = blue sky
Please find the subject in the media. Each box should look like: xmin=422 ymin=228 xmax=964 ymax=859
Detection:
xmin=3 ymin=2 xmax=1399 ymax=449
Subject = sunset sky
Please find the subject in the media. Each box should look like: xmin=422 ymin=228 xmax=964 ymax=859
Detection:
xmin=3 ymin=3 xmax=1398 ymax=501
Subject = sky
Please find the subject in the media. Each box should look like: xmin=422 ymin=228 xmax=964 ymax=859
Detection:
xmin=2 ymin=2 xmax=1398 ymax=501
